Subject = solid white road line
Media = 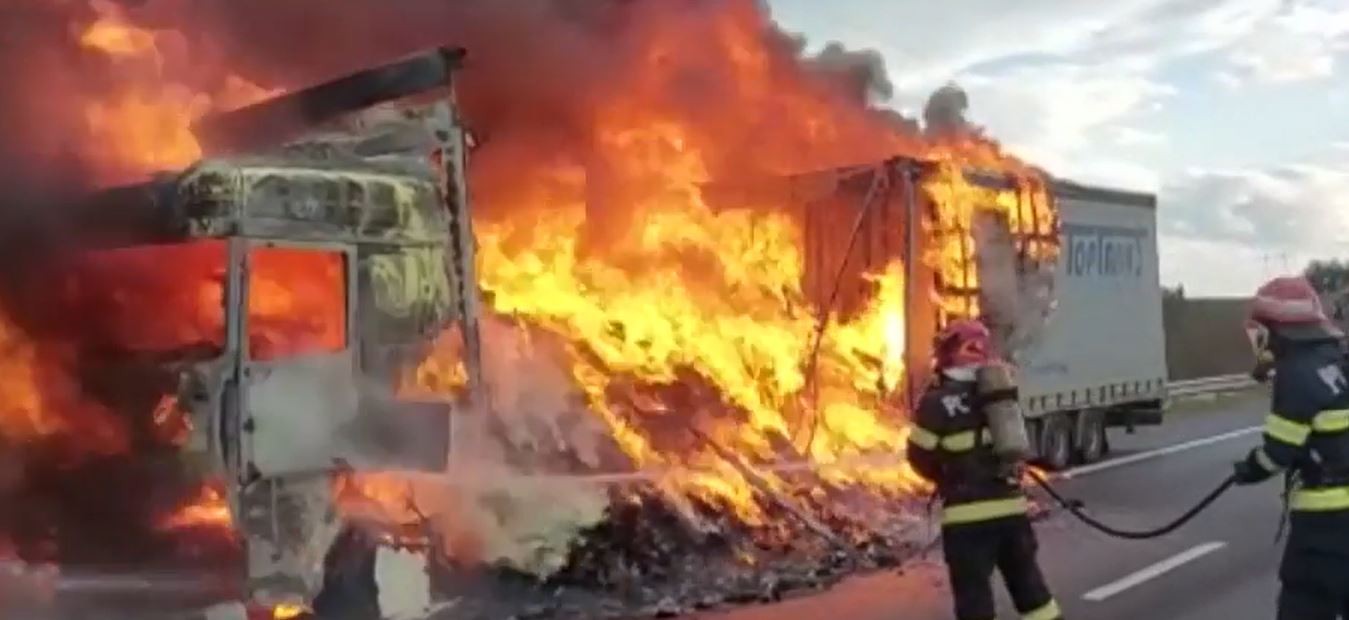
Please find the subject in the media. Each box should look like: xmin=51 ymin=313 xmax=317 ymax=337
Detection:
xmin=1082 ymin=541 xmax=1228 ymax=602
xmin=1062 ymin=426 xmax=1262 ymax=479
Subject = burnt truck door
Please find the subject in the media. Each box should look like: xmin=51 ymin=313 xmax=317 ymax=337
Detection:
xmin=222 ymin=236 xmax=361 ymax=607
xmin=215 ymin=189 xmax=459 ymax=610
xmin=228 ymin=238 xmax=359 ymax=478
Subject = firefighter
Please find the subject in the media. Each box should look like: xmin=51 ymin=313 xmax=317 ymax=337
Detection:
xmin=906 ymin=319 xmax=1062 ymax=620
xmin=1233 ymin=276 xmax=1349 ymax=619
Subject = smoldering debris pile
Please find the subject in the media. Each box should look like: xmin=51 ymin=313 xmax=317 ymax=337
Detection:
xmin=431 ymin=485 xmax=931 ymax=620
xmin=409 ymin=318 xmax=931 ymax=618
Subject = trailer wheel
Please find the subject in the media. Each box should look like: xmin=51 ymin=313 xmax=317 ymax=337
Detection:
xmin=1037 ymin=413 xmax=1074 ymax=471
xmin=1074 ymin=409 xmax=1108 ymax=464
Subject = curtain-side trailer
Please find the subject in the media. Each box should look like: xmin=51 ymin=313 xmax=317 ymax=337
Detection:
xmin=1015 ymin=180 xmax=1167 ymax=469
xmin=737 ymin=158 xmax=1167 ymax=471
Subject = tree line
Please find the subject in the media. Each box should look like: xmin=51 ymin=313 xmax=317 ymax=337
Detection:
xmin=1305 ymin=259 xmax=1349 ymax=295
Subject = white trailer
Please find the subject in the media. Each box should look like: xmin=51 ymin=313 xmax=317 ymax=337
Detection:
xmin=787 ymin=162 xmax=1166 ymax=471
xmin=1013 ymin=180 xmax=1167 ymax=469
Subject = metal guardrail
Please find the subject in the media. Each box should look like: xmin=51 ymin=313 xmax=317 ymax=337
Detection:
xmin=1167 ymin=374 xmax=1258 ymax=397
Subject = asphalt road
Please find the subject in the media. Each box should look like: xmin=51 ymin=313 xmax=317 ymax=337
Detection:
xmin=694 ymin=393 xmax=1286 ymax=620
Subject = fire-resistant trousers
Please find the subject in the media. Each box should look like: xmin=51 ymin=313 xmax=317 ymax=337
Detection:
xmin=1278 ymin=548 xmax=1349 ymax=620
xmin=941 ymin=515 xmax=1062 ymax=620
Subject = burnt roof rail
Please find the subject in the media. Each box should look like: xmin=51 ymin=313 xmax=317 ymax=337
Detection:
xmin=192 ymin=46 xmax=467 ymax=155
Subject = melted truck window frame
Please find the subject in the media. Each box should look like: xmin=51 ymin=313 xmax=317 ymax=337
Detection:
xmin=243 ymin=242 xmax=351 ymax=362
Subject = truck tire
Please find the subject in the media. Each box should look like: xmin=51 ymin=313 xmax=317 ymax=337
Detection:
xmin=1074 ymin=409 xmax=1108 ymax=464
xmin=1037 ymin=413 xmax=1074 ymax=471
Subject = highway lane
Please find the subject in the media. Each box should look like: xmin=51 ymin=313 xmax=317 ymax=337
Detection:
xmin=694 ymin=392 xmax=1285 ymax=620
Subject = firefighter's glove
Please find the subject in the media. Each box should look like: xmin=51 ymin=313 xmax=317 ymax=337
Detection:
xmin=1250 ymin=354 xmax=1275 ymax=384
xmin=998 ymin=459 xmax=1025 ymax=484
xmin=1232 ymin=449 xmax=1275 ymax=485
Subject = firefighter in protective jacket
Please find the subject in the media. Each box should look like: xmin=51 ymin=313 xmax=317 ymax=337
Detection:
xmin=906 ymin=320 xmax=1062 ymax=620
xmin=1234 ymin=276 xmax=1349 ymax=619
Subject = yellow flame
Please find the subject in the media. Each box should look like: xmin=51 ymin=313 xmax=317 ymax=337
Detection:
xmin=458 ymin=120 xmax=929 ymax=519
xmin=272 ymin=604 xmax=307 ymax=620
xmin=920 ymin=154 xmax=1057 ymax=326
xmin=75 ymin=1 xmax=278 ymax=178
xmin=79 ymin=2 xmax=157 ymax=57
xmin=159 ymin=484 xmax=232 ymax=531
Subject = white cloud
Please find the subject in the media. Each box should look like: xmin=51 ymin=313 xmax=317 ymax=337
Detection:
xmin=946 ymin=61 xmax=1170 ymax=189
xmin=776 ymin=0 xmax=1347 ymax=92
xmin=1158 ymin=149 xmax=1349 ymax=294
xmin=959 ymin=63 xmax=1173 ymax=154
xmin=1058 ymin=158 xmax=1161 ymax=191
xmin=1159 ymin=234 xmax=1304 ymax=296
xmin=1109 ymin=126 xmax=1168 ymax=147
xmin=1085 ymin=0 xmax=1282 ymax=61
xmin=1223 ymin=2 xmax=1349 ymax=83
xmin=1212 ymin=70 xmax=1244 ymax=90
xmin=1065 ymin=0 xmax=1349 ymax=85
xmin=1163 ymin=162 xmax=1349 ymax=247
xmin=774 ymin=0 xmax=1299 ymax=84
xmin=770 ymin=0 xmax=1181 ymax=90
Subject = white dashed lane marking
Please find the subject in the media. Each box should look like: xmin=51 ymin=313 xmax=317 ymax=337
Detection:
xmin=1062 ymin=426 xmax=1261 ymax=479
xmin=1082 ymin=541 xmax=1229 ymax=602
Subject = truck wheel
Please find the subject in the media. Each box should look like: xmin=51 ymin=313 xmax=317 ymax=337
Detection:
xmin=1037 ymin=413 xmax=1074 ymax=471
xmin=1025 ymin=419 xmax=1042 ymax=457
xmin=1074 ymin=409 xmax=1108 ymax=464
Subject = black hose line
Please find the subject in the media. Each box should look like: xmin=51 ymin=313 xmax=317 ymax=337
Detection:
xmin=1026 ymin=470 xmax=1238 ymax=540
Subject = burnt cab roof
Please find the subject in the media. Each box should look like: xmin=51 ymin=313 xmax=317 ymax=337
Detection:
xmin=76 ymin=46 xmax=470 ymax=249
xmin=78 ymin=157 xmax=448 ymax=248
xmin=177 ymin=156 xmax=448 ymax=244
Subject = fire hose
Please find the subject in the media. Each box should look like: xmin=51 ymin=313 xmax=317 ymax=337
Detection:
xmin=1026 ymin=469 xmax=1237 ymax=540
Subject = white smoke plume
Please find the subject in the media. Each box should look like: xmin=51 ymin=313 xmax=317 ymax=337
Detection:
xmin=929 ymin=82 xmax=1057 ymax=359
xmin=406 ymin=317 xmax=611 ymax=576
xmin=973 ymin=212 xmax=1058 ymax=361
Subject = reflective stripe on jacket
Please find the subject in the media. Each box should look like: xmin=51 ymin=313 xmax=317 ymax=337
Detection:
xmin=907 ymin=376 xmax=1024 ymax=526
xmin=1250 ymin=338 xmax=1349 ymax=514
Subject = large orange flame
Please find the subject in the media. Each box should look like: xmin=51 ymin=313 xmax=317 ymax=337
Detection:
xmin=77 ymin=0 xmax=277 ymax=180
xmin=0 ymin=0 xmax=1061 ymax=568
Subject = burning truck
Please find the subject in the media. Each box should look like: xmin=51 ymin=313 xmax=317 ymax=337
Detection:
xmin=0 ymin=1 xmax=1168 ymax=619
xmin=0 ymin=48 xmax=481 ymax=619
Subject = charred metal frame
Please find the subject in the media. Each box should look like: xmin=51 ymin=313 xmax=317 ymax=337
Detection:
xmin=194 ymin=48 xmax=468 ymax=156
xmin=899 ymin=162 xmax=920 ymax=409
xmin=224 ymin=238 xmax=360 ymax=480
xmin=201 ymin=47 xmax=478 ymax=614
xmin=61 ymin=47 xmax=482 ymax=617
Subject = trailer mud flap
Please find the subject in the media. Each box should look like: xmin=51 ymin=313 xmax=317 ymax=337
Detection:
xmin=1107 ymin=406 xmax=1164 ymax=428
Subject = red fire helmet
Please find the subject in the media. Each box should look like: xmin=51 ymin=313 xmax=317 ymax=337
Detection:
xmin=1249 ymin=276 xmax=1329 ymax=325
xmin=936 ymin=319 xmax=992 ymax=368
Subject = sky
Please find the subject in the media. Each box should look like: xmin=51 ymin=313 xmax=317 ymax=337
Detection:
xmin=769 ymin=0 xmax=1349 ymax=297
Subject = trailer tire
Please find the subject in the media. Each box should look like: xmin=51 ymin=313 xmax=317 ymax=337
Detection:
xmin=1025 ymin=418 xmax=1041 ymax=457
xmin=1037 ymin=413 xmax=1074 ymax=471
xmin=1074 ymin=409 xmax=1108 ymax=464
